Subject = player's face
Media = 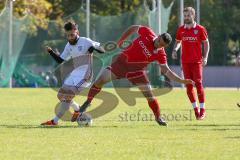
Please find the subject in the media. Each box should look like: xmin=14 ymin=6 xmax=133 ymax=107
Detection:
xmin=66 ymin=29 xmax=79 ymax=45
xmin=184 ymin=11 xmax=194 ymax=24
xmin=155 ymin=36 xmax=168 ymax=48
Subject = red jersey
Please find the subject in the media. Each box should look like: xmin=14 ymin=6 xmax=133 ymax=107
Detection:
xmin=119 ymin=26 xmax=167 ymax=71
xmin=176 ymin=23 xmax=208 ymax=63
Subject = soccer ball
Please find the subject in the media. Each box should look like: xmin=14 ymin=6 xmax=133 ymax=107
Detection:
xmin=76 ymin=112 xmax=93 ymax=127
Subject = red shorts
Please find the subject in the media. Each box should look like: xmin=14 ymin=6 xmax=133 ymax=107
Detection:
xmin=182 ymin=63 xmax=203 ymax=83
xmin=106 ymin=55 xmax=150 ymax=85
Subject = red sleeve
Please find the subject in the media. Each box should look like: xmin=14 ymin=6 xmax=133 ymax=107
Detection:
xmin=176 ymin=27 xmax=182 ymax=41
xmin=200 ymin=26 xmax=208 ymax=41
xmin=138 ymin=26 xmax=156 ymax=39
xmin=157 ymin=49 xmax=167 ymax=65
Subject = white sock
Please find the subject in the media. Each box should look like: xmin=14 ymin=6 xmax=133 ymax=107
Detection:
xmin=54 ymin=101 xmax=71 ymax=123
xmin=53 ymin=116 xmax=59 ymax=123
xmin=200 ymin=103 xmax=205 ymax=108
xmin=71 ymin=101 xmax=80 ymax=112
xmin=192 ymin=102 xmax=198 ymax=108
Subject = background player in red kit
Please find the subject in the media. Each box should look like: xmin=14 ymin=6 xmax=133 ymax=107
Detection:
xmin=75 ymin=25 xmax=194 ymax=126
xmin=172 ymin=7 xmax=210 ymax=120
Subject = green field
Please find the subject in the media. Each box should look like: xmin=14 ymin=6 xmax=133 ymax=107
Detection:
xmin=0 ymin=88 xmax=239 ymax=160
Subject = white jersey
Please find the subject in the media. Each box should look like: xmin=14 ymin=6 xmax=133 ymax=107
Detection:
xmin=60 ymin=37 xmax=100 ymax=87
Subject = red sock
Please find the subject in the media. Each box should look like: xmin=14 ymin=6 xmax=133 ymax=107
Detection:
xmin=186 ymin=84 xmax=197 ymax=103
xmin=148 ymin=98 xmax=160 ymax=119
xmin=87 ymin=84 xmax=102 ymax=103
xmin=195 ymin=82 xmax=205 ymax=103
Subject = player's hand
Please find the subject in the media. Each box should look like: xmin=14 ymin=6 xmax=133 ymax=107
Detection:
xmin=46 ymin=46 xmax=53 ymax=53
xmin=181 ymin=79 xmax=194 ymax=85
xmin=172 ymin=50 xmax=178 ymax=60
xmin=203 ymin=58 xmax=208 ymax=67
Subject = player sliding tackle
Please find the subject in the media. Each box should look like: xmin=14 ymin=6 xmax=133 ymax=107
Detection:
xmin=41 ymin=21 xmax=105 ymax=126
xmin=75 ymin=25 xmax=194 ymax=126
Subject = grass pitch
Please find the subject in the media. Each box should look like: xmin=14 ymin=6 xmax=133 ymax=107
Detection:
xmin=0 ymin=88 xmax=239 ymax=160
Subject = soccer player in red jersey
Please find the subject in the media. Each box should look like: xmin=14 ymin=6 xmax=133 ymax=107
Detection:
xmin=172 ymin=7 xmax=210 ymax=120
xmin=74 ymin=25 xmax=194 ymax=126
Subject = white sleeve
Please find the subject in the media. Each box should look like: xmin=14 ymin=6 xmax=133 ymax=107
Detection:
xmin=60 ymin=44 xmax=70 ymax=60
xmin=85 ymin=38 xmax=101 ymax=48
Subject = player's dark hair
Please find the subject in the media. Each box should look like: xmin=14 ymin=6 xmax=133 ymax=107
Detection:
xmin=161 ymin=33 xmax=172 ymax=45
xmin=64 ymin=21 xmax=78 ymax=31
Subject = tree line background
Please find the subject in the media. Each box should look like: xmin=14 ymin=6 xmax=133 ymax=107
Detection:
xmin=0 ymin=0 xmax=240 ymax=66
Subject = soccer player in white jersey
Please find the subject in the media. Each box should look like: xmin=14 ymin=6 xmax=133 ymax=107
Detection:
xmin=41 ymin=21 xmax=105 ymax=126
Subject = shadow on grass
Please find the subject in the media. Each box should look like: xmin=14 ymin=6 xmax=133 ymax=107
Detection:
xmin=184 ymin=124 xmax=240 ymax=127
xmin=0 ymin=124 xmax=140 ymax=129
xmin=161 ymin=108 xmax=239 ymax=111
xmin=175 ymin=128 xmax=240 ymax=131
xmin=225 ymin=136 xmax=240 ymax=139
xmin=1 ymin=123 xmax=239 ymax=130
xmin=0 ymin=124 xmax=80 ymax=129
xmin=174 ymin=123 xmax=240 ymax=131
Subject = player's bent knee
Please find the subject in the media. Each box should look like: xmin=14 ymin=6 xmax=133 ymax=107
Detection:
xmin=186 ymin=85 xmax=193 ymax=90
xmin=94 ymin=79 xmax=105 ymax=88
xmin=146 ymin=96 xmax=155 ymax=102
xmin=142 ymin=91 xmax=154 ymax=99
xmin=186 ymin=83 xmax=194 ymax=87
xmin=95 ymin=77 xmax=109 ymax=87
xmin=195 ymin=81 xmax=203 ymax=87
xmin=96 ymin=69 xmax=112 ymax=85
xmin=57 ymin=92 xmax=64 ymax=101
xmin=57 ymin=89 xmax=75 ymax=102
xmin=57 ymin=94 xmax=74 ymax=102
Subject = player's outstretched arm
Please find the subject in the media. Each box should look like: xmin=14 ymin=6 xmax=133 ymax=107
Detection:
xmin=160 ymin=64 xmax=194 ymax=85
xmin=46 ymin=46 xmax=64 ymax=64
xmin=117 ymin=25 xmax=141 ymax=47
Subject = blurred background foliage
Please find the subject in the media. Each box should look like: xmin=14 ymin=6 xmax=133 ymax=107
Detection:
xmin=0 ymin=0 xmax=239 ymax=66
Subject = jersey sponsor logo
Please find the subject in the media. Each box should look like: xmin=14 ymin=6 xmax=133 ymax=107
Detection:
xmin=182 ymin=36 xmax=198 ymax=41
xmin=139 ymin=40 xmax=151 ymax=57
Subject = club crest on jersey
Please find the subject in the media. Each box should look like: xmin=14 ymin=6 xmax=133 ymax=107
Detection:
xmin=194 ymin=30 xmax=199 ymax=35
xmin=153 ymin=50 xmax=158 ymax=54
xmin=78 ymin=46 xmax=83 ymax=51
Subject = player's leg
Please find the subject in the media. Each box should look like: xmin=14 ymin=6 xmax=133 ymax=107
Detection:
xmin=41 ymin=87 xmax=76 ymax=126
xmin=79 ymin=68 xmax=118 ymax=113
xmin=68 ymin=100 xmax=81 ymax=122
xmin=55 ymin=88 xmax=76 ymax=123
xmin=71 ymin=80 xmax=92 ymax=122
xmin=192 ymin=63 xmax=205 ymax=120
xmin=128 ymin=72 xmax=167 ymax=126
xmin=71 ymin=102 xmax=81 ymax=122
xmin=182 ymin=63 xmax=199 ymax=119
xmin=71 ymin=101 xmax=80 ymax=112
xmin=137 ymin=84 xmax=167 ymax=126
xmin=71 ymin=65 xmax=94 ymax=121
xmin=87 ymin=68 xmax=116 ymax=102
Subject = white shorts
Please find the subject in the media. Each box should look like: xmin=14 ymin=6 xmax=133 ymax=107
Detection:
xmin=64 ymin=74 xmax=91 ymax=86
xmin=63 ymin=63 xmax=92 ymax=93
xmin=62 ymin=78 xmax=92 ymax=94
